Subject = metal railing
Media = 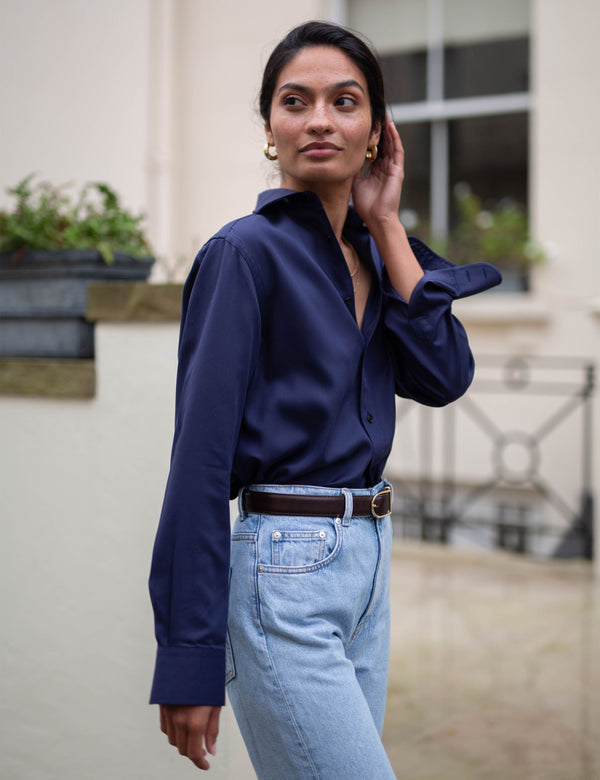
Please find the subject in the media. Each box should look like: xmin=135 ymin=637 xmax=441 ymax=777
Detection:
xmin=390 ymin=356 xmax=595 ymax=559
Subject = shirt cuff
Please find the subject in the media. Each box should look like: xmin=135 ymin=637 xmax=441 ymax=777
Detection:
xmin=383 ymin=237 xmax=503 ymax=341
xmin=149 ymin=645 xmax=226 ymax=706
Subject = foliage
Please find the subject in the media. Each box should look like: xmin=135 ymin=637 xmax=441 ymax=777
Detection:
xmin=0 ymin=174 xmax=152 ymax=263
xmin=446 ymin=183 xmax=545 ymax=268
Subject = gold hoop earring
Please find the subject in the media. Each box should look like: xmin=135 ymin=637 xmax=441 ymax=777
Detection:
xmin=264 ymin=143 xmax=278 ymax=161
xmin=366 ymin=146 xmax=378 ymax=162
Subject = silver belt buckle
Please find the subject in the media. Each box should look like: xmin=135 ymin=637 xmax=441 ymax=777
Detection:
xmin=371 ymin=486 xmax=392 ymax=518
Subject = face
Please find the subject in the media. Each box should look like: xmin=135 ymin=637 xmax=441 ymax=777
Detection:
xmin=265 ymin=45 xmax=380 ymax=193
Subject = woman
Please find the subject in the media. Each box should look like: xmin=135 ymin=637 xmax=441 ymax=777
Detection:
xmin=149 ymin=21 xmax=501 ymax=778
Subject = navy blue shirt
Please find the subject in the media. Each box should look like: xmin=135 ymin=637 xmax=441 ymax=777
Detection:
xmin=149 ymin=188 xmax=501 ymax=705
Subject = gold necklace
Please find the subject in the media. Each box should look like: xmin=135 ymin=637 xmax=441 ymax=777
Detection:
xmin=343 ymin=239 xmax=361 ymax=293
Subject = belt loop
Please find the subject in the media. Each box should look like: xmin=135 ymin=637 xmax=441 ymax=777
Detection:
xmin=342 ymin=488 xmax=353 ymax=527
xmin=385 ymin=480 xmax=393 ymax=504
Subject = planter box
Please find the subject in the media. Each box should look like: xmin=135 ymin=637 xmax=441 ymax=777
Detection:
xmin=0 ymin=249 xmax=154 ymax=280
xmin=0 ymin=250 xmax=154 ymax=358
xmin=0 ymin=318 xmax=95 ymax=359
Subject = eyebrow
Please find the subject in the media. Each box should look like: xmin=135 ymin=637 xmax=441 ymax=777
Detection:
xmin=277 ymin=79 xmax=366 ymax=96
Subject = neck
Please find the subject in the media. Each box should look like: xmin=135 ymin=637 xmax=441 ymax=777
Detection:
xmin=280 ymin=177 xmax=352 ymax=242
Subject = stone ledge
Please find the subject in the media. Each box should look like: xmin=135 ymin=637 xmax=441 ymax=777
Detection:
xmin=453 ymin=294 xmax=551 ymax=326
xmin=86 ymin=282 xmax=183 ymax=322
xmin=0 ymin=358 xmax=95 ymax=399
xmin=0 ymin=284 xmax=181 ymax=398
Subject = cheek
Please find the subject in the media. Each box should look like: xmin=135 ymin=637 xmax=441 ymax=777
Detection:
xmin=270 ymin=120 xmax=298 ymax=148
xmin=349 ymin=128 xmax=373 ymax=154
xmin=342 ymin=117 xmax=374 ymax=144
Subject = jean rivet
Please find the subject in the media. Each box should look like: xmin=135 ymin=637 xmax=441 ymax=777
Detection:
xmin=258 ymin=565 xmax=264 ymax=573
xmin=335 ymin=517 xmax=341 ymax=525
xmin=273 ymin=531 xmax=281 ymax=540
xmin=319 ymin=530 xmax=326 ymax=538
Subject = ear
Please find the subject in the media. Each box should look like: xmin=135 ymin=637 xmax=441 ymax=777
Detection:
xmin=264 ymin=121 xmax=274 ymax=146
xmin=368 ymin=122 xmax=382 ymax=152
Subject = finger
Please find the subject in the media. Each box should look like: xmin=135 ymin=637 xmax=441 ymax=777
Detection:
xmin=205 ymin=707 xmax=221 ymax=756
xmin=186 ymin=719 xmax=210 ymax=770
xmin=159 ymin=705 xmax=167 ymax=735
xmin=389 ymin=121 xmax=404 ymax=161
xmin=188 ymin=744 xmax=210 ymax=771
xmin=173 ymin=716 xmax=189 ymax=756
xmin=163 ymin=709 xmax=177 ymax=747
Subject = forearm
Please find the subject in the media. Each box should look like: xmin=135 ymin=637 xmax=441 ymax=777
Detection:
xmin=382 ymin=236 xmax=503 ymax=405
xmin=367 ymin=217 xmax=423 ymax=302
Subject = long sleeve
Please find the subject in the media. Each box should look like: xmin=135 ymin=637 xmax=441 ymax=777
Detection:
xmin=149 ymin=237 xmax=261 ymax=705
xmin=148 ymin=194 xmax=502 ymax=706
xmin=382 ymin=237 xmax=502 ymax=406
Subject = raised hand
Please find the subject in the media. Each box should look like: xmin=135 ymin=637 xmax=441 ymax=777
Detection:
xmin=351 ymin=117 xmax=405 ymax=232
xmin=352 ymin=118 xmax=424 ymax=301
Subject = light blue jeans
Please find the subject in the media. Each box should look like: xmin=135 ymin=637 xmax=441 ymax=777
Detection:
xmin=226 ymin=481 xmax=396 ymax=780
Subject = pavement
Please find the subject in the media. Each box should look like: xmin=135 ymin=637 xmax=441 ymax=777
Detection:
xmin=382 ymin=542 xmax=600 ymax=780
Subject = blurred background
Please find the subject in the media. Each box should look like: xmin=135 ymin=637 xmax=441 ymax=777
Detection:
xmin=1 ymin=1 xmax=599 ymax=778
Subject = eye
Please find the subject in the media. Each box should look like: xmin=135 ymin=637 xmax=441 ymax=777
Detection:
xmin=336 ymin=96 xmax=358 ymax=107
xmin=282 ymin=95 xmax=304 ymax=107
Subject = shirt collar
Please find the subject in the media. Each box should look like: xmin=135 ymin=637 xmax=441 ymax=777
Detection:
xmin=254 ymin=188 xmax=367 ymax=233
xmin=254 ymin=188 xmax=317 ymax=213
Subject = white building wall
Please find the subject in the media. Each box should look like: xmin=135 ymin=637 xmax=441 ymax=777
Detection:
xmin=166 ymin=0 xmax=329 ymax=265
xmin=530 ymin=0 xmax=600 ymax=560
xmin=531 ymin=0 xmax=600 ymax=303
xmin=0 ymin=0 xmax=151 ymax=213
xmin=0 ymin=322 xmax=256 ymax=779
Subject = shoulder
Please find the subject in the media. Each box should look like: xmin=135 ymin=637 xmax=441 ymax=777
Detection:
xmin=213 ymin=212 xmax=274 ymax=253
xmin=191 ymin=213 xmax=272 ymax=294
xmin=198 ymin=195 xmax=313 ymax=289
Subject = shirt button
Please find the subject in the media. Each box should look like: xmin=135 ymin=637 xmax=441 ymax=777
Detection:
xmin=367 ymin=414 xmax=374 ymax=424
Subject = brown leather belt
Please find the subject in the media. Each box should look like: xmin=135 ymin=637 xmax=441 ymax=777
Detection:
xmin=242 ymin=486 xmax=392 ymax=519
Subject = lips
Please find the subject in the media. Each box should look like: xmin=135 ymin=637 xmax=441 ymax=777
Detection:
xmin=300 ymin=142 xmax=341 ymax=152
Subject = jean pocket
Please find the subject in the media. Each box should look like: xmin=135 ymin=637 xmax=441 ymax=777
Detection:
xmin=258 ymin=517 xmax=342 ymax=574
xmin=271 ymin=529 xmax=327 ymax=567
xmin=225 ymin=565 xmax=236 ymax=685
xmin=225 ymin=628 xmax=236 ymax=685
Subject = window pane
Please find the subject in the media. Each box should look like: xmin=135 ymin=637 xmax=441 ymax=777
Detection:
xmin=445 ymin=37 xmax=529 ymax=98
xmin=449 ymin=112 xmax=528 ymax=215
xmin=443 ymin=0 xmax=530 ymax=45
xmin=448 ymin=112 xmax=529 ymax=290
xmin=396 ymin=122 xmax=431 ymax=238
xmin=348 ymin=0 xmax=428 ymax=53
xmin=381 ymin=51 xmax=427 ymax=104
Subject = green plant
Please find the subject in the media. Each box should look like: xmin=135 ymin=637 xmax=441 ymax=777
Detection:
xmin=447 ymin=183 xmax=545 ymax=269
xmin=0 ymin=174 xmax=152 ymax=263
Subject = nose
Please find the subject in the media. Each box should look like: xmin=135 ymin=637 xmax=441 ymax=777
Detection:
xmin=307 ymin=102 xmax=333 ymax=134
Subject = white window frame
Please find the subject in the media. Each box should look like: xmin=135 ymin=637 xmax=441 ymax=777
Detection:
xmin=338 ymin=0 xmax=533 ymax=241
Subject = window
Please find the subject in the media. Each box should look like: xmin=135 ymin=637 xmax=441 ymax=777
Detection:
xmin=350 ymin=0 xmax=533 ymax=290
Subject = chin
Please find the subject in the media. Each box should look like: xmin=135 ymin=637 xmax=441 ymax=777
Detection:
xmin=283 ymin=165 xmax=358 ymax=190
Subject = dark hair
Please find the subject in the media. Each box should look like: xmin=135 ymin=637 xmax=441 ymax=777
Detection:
xmin=259 ymin=21 xmax=387 ymax=157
